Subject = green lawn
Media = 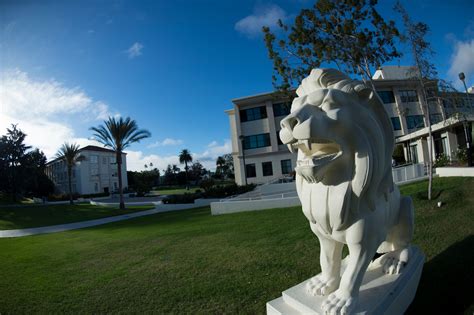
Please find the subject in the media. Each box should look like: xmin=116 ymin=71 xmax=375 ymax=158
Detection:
xmin=0 ymin=204 xmax=154 ymax=230
xmin=0 ymin=177 xmax=472 ymax=314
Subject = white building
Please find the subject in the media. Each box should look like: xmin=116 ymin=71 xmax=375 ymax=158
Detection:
xmin=46 ymin=145 xmax=128 ymax=195
xmin=226 ymin=66 xmax=473 ymax=185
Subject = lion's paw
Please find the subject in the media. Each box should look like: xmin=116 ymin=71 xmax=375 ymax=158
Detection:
xmin=380 ymin=247 xmax=410 ymax=275
xmin=321 ymin=290 xmax=356 ymax=315
xmin=307 ymin=276 xmax=339 ymax=296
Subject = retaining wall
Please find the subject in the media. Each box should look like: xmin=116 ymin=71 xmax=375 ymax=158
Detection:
xmin=211 ymin=197 xmax=301 ymax=215
xmin=435 ymin=167 xmax=474 ymax=177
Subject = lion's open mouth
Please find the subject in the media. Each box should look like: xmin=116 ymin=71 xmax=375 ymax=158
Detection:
xmin=291 ymin=139 xmax=342 ymax=183
xmin=291 ymin=139 xmax=341 ymax=164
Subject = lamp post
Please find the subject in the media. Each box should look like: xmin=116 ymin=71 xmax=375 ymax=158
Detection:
xmin=458 ymin=72 xmax=472 ymax=166
xmin=239 ymin=135 xmax=248 ymax=185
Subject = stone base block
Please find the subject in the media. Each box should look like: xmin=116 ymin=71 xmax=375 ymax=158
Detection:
xmin=267 ymin=246 xmax=424 ymax=315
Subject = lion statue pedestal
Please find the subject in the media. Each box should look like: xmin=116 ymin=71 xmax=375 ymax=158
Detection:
xmin=266 ymin=69 xmax=424 ymax=315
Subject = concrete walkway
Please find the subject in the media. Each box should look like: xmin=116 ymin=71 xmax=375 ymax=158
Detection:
xmin=1 ymin=208 xmax=171 ymax=238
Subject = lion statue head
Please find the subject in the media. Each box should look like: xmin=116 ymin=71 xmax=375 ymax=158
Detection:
xmin=279 ymin=68 xmax=395 ymax=232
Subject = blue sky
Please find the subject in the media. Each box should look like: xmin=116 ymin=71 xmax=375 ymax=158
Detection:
xmin=1 ymin=0 xmax=473 ymax=171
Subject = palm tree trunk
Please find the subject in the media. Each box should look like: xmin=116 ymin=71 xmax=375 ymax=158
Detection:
xmin=117 ymin=152 xmax=125 ymax=209
xmin=185 ymin=161 xmax=189 ymax=190
xmin=68 ymin=167 xmax=73 ymax=205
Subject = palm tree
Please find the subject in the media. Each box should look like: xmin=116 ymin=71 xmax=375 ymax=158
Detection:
xmin=55 ymin=143 xmax=85 ymax=205
xmin=216 ymin=156 xmax=226 ymax=177
xmin=179 ymin=149 xmax=193 ymax=190
xmin=90 ymin=117 xmax=151 ymax=209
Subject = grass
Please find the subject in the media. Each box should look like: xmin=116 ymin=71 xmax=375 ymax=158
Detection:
xmin=0 ymin=177 xmax=472 ymax=314
xmin=0 ymin=204 xmax=154 ymax=230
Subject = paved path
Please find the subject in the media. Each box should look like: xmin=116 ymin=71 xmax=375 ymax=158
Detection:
xmin=0 ymin=208 xmax=167 ymax=238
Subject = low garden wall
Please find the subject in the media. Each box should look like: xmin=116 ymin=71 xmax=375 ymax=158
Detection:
xmin=435 ymin=167 xmax=474 ymax=177
xmin=210 ymin=196 xmax=301 ymax=215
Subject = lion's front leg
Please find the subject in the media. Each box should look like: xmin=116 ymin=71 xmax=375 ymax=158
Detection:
xmin=322 ymin=242 xmax=377 ymax=315
xmin=307 ymin=223 xmax=343 ymax=296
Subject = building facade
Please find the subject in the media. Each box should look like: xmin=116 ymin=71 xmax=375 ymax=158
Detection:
xmin=226 ymin=66 xmax=473 ymax=185
xmin=45 ymin=145 xmax=128 ymax=195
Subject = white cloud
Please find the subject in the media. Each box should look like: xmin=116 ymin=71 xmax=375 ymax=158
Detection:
xmin=235 ymin=4 xmax=288 ymax=38
xmin=147 ymin=138 xmax=183 ymax=148
xmin=125 ymin=150 xmax=180 ymax=172
xmin=126 ymin=42 xmax=144 ymax=59
xmin=127 ymin=139 xmax=232 ymax=172
xmin=0 ymin=69 xmax=116 ymax=158
xmin=448 ymin=39 xmax=474 ymax=89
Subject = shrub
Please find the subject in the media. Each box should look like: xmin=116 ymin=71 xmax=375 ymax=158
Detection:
xmin=202 ymin=183 xmax=256 ymax=198
xmin=162 ymin=193 xmax=200 ymax=204
xmin=434 ymin=153 xmax=450 ymax=168
xmin=454 ymin=147 xmax=468 ymax=165
xmin=199 ymin=179 xmax=215 ymax=192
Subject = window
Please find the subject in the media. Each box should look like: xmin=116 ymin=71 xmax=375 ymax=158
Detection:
xmin=377 ymin=91 xmax=395 ymax=104
xmin=430 ymin=114 xmax=443 ymax=124
xmin=72 ymin=169 xmax=76 ymax=178
xmin=103 ymin=157 xmax=107 ymax=164
xmin=90 ymin=155 xmax=98 ymax=163
xmin=240 ymin=106 xmax=267 ymax=122
xmin=243 ymin=133 xmax=271 ymax=150
xmin=273 ymin=102 xmax=291 ymax=117
xmin=281 ymin=159 xmax=292 ymax=174
xmin=276 ymin=131 xmax=283 ymax=145
xmin=114 ymin=182 xmax=118 ymax=190
xmin=245 ymin=164 xmax=256 ymax=178
xmin=90 ymin=167 xmax=99 ymax=175
xmin=94 ymin=183 xmax=99 ymax=192
xmin=399 ymin=90 xmax=418 ymax=103
xmin=262 ymin=162 xmax=273 ymax=176
xmin=390 ymin=117 xmax=401 ymax=131
xmin=406 ymin=115 xmax=425 ymax=129
xmin=110 ymin=156 xmax=116 ymax=164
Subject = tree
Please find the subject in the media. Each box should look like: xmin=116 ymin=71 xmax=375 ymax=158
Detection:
xmin=216 ymin=156 xmax=226 ymax=177
xmin=55 ymin=143 xmax=85 ymax=205
xmin=90 ymin=117 xmax=151 ymax=209
xmin=23 ymin=149 xmax=55 ymax=197
xmin=263 ymin=0 xmax=401 ymax=91
xmin=395 ymin=2 xmax=437 ymax=200
xmin=179 ymin=149 xmax=193 ymax=190
xmin=0 ymin=124 xmax=31 ymax=201
xmin=190 ymin=161 xmax=205 ymax=181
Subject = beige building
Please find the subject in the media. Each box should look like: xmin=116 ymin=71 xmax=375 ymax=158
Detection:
xmin=226 ymin=66 xmax=473 ymax=185
xmin=46 ymin=145 xmax=128 ymax=195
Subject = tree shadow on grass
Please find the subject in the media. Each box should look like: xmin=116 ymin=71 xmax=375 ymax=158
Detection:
xmin=407 ymin=235 xmax=474 ymax=314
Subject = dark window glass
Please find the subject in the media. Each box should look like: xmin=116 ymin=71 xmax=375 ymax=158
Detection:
xmin=406 ymin=115 xmax=425 ymax=129
xmin=430 ymin=114 xmax=443 ymax=124
xmin=246 ymin=164 xmax=256 ymax=178
xmin=240 ymin=106 xmax=267 ymax=122
xmin=281 ymin=159 xmax=292 ymax=174
xmin=399 ymin=90 xmax=418 ymax=103
xmin=262 ymin=162 xmax=273 ymax=176
xmin=390 ymin=117 xmax=401 ymax=131
xmin=276 ymin=130 xmax=283 ymax=145
xmin=377 ymin=91 xmax=395 ymax=104
xmin=243 ymin=133 xmax=271 ymax=150
xmin=273 ymin=102 xmax=291 ymax=117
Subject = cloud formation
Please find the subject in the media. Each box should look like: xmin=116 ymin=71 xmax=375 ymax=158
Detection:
xmin=147 ymin=138 xmax=183 ymax=148
xmin=235 ymin=4 xmax=288 ymax=38
xmin=0 ymin=69 xmax=115 ymax=158
xmin=126 ymin=139 xmax=232 ymax=172
xmin=126 ymin=42 xmax=144 ymax=59
xmin=448 ymin=39 xmax=474 ymax=88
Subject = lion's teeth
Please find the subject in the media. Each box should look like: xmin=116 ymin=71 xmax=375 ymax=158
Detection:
xmin=287 ymin=144 xmax=294 ymax=153
xmin=303 ymin=139 xmax=311 ymax=151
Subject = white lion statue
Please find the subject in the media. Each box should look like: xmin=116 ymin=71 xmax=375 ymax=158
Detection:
xmin=279 ymin=68 xmax=414 ymax=314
